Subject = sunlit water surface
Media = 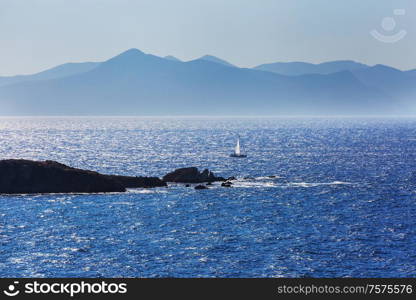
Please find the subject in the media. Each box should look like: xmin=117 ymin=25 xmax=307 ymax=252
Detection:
xmin=0 ymin=117 xmax=415 ymax=277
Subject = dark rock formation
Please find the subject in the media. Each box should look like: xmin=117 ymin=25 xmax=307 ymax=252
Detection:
xmin=162 ymin=167 xmax=225 ymax=183
xmin=227 ymin=176 xmax=237 ymax=181
xmin=195 ymin=185 xmax=208 ymax=190
xmin=0 ymin=159 xmax=165 ymax=194
xmin=106 ymin=175 xmax=166 ymax=188
xmin=0 ymin=159 xmax=124 ymax=194
xmin=221 ymin=181 xmax=233 ymax=187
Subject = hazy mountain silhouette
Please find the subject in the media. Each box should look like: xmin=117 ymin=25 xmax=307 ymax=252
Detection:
xmin=352 ymin=64 xmax=411 ymax=89
xmin=406 ymin=69 xmax=416 ymax=77
xmin=254 ymin=60 xmax=368 ymax=76
xmin=0 ymin=49 xmax=412 ymax=115
xmin=164 ymin=55 xmax=182 ymax=62
xmin=198 ymin=55 xmax=236 ymax=67
xmin=0 ymin=62 xmax=100 ymax=87
xmin=351 ymin=65 xmax=416 ymax=107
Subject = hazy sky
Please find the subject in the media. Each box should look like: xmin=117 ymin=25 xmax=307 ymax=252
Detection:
xmin=0 ymin=0 xmax=415 ymax=75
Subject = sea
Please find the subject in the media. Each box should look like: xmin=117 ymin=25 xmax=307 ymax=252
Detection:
xmin=0 ymin=116 xmax=415 ymax=277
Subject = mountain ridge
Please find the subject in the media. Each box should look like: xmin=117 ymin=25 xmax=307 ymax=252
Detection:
xmin=197 ymin=55 xmax=236 ymax=67
xmin=0 ymin=49 xmax=413 ymax=115
xmin=0 ymin=62 xmax=100 ymax=87
xmin=254 ymin=60 xmax=369 ymax=76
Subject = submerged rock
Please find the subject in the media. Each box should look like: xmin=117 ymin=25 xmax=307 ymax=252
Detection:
xmin=162 ymin=167 xmax=225 ymax=183
xmin=0 ymin=159 xmax=165 ymax=194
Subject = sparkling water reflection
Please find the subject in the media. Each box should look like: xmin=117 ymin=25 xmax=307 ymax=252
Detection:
xmin=0 ymin=117 xmax=415 ymax=277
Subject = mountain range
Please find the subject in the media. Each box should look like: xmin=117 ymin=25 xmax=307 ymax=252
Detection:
xmin=0 ymin=49 xmax=414 ymax=115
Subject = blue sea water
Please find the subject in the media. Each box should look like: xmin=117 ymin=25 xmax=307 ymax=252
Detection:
xmin=0 ymin=116 xmax=415 ymax=278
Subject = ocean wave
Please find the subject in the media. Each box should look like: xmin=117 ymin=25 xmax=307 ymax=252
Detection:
xmin=217 ymin=178 xmax=351 ymax=189
xmin=126 ymin=188 xmax=168 ymax=194
xmin=288 ymin=181 xmax=351 ymax=187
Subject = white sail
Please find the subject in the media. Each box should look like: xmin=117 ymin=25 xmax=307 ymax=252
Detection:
xmin=235 ymin=137 xmax=241 ymax=155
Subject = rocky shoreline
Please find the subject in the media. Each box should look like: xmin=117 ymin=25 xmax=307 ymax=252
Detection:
xmin=162 ymin=167 xmax=225 ymax=183
xmin=0 ymin=160 xmax=231 ymax=194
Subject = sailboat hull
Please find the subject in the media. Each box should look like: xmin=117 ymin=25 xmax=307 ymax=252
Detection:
xmin=230 ymin=154 xmax=247 ymax=158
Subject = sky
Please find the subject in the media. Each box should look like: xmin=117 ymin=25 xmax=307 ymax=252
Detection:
xmin=0 ymin=0 xmax=415 ymax=76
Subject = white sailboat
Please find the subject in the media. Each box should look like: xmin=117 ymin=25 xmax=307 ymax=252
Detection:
xmin=230 ymin=135 xmax=247 ymax=158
